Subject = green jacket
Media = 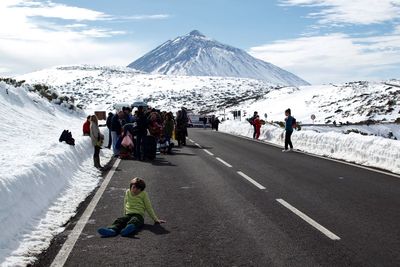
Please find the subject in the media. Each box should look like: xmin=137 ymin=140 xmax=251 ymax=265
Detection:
xmin=124 ymin=190 xmax=158 ymax=222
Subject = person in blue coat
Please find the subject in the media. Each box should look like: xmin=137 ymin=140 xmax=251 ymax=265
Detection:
xmin=283 ymin=108 xmax=294 ymax=152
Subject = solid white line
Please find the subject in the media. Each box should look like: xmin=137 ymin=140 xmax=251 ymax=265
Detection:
xmin=194 ymin=143 xmax=202 ymax=148
xmin=188 ymin=138 xmax=194 ymax=143
xmin=50 ymin=159 xmax=121 ymax=267
xmin=276 ymin=199 xmax=341 ymax=241
xmin=237 ymin=171 xmax=266 ymax=190
xmin=216 ymin=157 xmax=233 ymax=168
xmin=203 ymin=149 xmax=214 ymax=156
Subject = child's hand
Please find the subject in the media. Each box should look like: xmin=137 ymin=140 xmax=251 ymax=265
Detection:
xmin=155 ymin=219 xmax=166 ymax=224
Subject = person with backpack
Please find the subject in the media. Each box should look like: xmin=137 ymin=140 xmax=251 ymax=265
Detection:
xmin=250 ymin=111 xmax=258 ymax=139
xmin=111 ymin=111 xmax=124 ymax=157
xmin=283 ymin=108 xmax=295 ymax=152
xmin=253 ymin=115 xmax=261 ymax=139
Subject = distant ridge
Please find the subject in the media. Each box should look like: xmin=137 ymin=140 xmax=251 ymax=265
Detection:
xmin=128 ymin=30 xmax=309 ymax=86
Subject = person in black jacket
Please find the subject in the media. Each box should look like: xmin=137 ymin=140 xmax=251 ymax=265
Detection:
xmin=106 ymin=112 xmax=113 ymax=149
xmin=135 ymin=106 xmax=148 ymax=160
xmin=111 ymin=111 xmax=124 ymax=157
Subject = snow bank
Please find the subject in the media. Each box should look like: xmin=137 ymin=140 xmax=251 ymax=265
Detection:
xmin=0 ymin=82 xmax=112 ymax=266
xmin=219 ymin=120 xmax=400 ymax=174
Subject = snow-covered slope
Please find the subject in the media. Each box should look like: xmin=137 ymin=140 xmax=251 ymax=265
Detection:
xmin=128 ymin=30 xmax=309 ymax=87
xmin=221 ymin=81 xmax=400 ymax=125
xmin=19 ymin=66 xmax=400 ymax=125
xmin=0 ymin=81 xmax=111 ymax=266
xmin=18 ymin=65 xmax=275 ymax=114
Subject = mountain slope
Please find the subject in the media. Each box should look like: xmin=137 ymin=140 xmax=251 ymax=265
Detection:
xmin=19 ymin=65 xmax=399 ymax=125
xmin=128 ymin=30 xmax=309 ymax=86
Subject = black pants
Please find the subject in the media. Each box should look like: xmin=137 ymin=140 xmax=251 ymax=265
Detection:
xmin=109 ymin=213 xmax=144 ymax=233
xmin=253 ymin=125 xmax=257 ymax=139
xmin=285 ymin=130 xmax=293 ymax=150
xmin=107 ymin=128 xmax=112 ymax=148
xmin=94 ymin=145 xmax=101 ymax=157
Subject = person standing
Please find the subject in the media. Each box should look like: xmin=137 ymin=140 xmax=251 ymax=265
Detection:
xmin=251 ymin=111 xmax=258 ymax=139
xmin=82 ymin=115 xmax=91 ymax=136
xmin=106 ymin=112 xmax=113 ymax=149
xmin=202 ymin=116 xmax=207 ymax=129
xmin=135 ymin=106 xmax=148 ymax=160
xmin=90 ymin=115 xmax=104 ymax=169
xmin=111 ymin=111 xmax=124 ymax=157
xmin=283 ymin=108 xmax=294 ymax=152
xmin=254 ymin=115 xmax=261 ymax=139
xmin=214 ymin=117 xmax=221 ymax=131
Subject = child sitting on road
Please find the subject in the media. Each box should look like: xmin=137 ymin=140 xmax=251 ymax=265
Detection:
xmin=97 ymin=177 xmax=166 ymax=237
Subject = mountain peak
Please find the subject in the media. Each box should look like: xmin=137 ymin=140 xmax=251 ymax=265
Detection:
xmin=189 ymin=30 xmax=205 ymax=37
xmin=128 ymin=31 xmax=310 ymax=86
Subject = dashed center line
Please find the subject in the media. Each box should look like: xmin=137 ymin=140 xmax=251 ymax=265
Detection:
xmin=237 ymin=171 xmax=266 ymax=190
xmin=203 ymin=149 xmax=214 ymax=156
xmin=276 ymin=199 xmax=341 ymax=241
xmin=216 ymin=157 xmax=233 ymax=168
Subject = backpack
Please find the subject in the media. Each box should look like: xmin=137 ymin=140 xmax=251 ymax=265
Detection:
xmin=59 ymin=130 xmax=75 ymax=146
xmin=292 ymin=117 xmax=297 ymax=129
xmin=248 ymin=117 xmax=255 ymax=125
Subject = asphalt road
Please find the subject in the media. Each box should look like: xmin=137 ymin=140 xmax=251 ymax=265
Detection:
xmin=37 ymin=128 xmax=400 ymax=266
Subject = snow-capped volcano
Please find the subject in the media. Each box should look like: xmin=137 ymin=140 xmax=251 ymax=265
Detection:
xmin=128 ymin=30 xmax=309 ymax=86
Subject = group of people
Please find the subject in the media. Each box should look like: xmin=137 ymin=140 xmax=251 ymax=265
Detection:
xmin=83 ymin=106 xmax=191 ymax=167
xmin=249 ymin=109 xmax=295 ymax=152
xmin=200 ymin=115 xmax=221 ymax=131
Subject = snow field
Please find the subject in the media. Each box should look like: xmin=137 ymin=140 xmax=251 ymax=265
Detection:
xmin=0 ymin=82 xmax=112 ymax=266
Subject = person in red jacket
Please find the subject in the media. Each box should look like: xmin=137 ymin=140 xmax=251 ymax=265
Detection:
xmin=83 ymin=115 xmax=91 ymax=136
xmin=254 ymin=115 xmax=261 ymax=139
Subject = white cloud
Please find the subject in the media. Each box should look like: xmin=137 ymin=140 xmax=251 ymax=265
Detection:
xmin=280 ymin=0 xmax=400 ymax=25
xmin=249 ymin=32 xmax=400 ymax=84
xmin=121 ymin=14 xmax=171 ymax=20
xmin=0 ymin=0 xmax=166 ymax=75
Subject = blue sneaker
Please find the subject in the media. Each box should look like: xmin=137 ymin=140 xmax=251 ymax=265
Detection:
xmin=97 ymin=227 xmax=117 ymax=237
xmin=120 ymin=224 xmax=136 ymax=237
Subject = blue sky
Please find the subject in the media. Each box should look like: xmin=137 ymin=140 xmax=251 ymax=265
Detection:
xmin=1 ymin=0 xmax=400 ymax=84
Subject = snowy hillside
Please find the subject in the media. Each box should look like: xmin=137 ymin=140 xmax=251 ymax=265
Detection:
xmin=220 ymin=81 xmax=400 ymax=125
xmin=19 ymin=66 xmax=400 ymax=125
xmin=18 ymin=65 xmax=275 ymax=114
xmin=128 ymin=30 xmax=309 ymax=87
xmin=0 ymin=81 xmax=111 ymax=266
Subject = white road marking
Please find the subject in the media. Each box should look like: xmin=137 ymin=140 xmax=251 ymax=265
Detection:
xmin=276 ymin=199 xmax=341 ymax=241
xmin=203 ymin=149 xmax=214 ymax=156
xmin=188 ymin=138 xmax=194 ymax=143
xmin=50 ymin=159 xmax=121 ymax=267
xmin=194 ymin=143 xmax=202 ymax=148
xmin=237 ymin=171 xmax=266 ymax=190
xmin=216 ymin=157 xmax=233 ymax=168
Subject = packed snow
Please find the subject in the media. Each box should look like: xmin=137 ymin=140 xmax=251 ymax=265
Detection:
xmin=219 ymin=120 xmax=400 ymax=174
xmin=0 ymin=82 xmax=112 ymax=266
xmin=1 ymin=64 xmax=399 ymax=266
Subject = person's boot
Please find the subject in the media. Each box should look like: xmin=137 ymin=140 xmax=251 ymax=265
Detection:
xmin=94 ymin=156 xmax=103 ymax=169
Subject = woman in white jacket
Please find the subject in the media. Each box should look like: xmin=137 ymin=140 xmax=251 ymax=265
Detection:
xmin=90 ymin=115 xmax=104 ymax=169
